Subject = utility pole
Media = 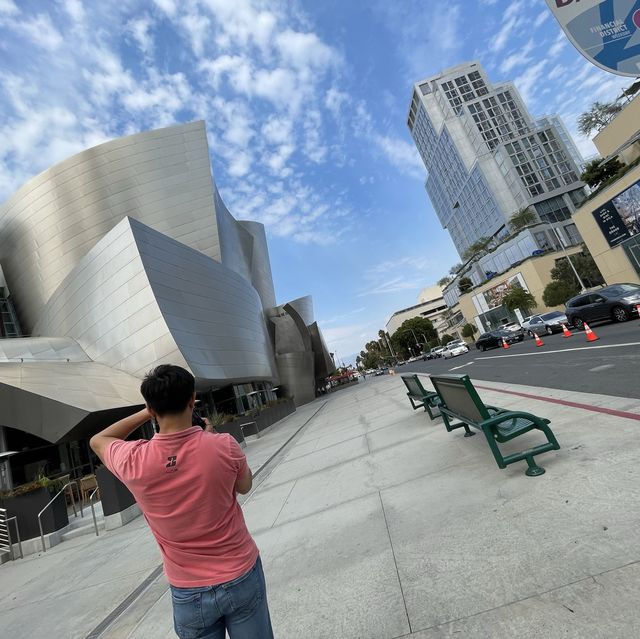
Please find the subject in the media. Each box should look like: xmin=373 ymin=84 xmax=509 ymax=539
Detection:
xmin=547 ymin=223 xmax=587 ymax=292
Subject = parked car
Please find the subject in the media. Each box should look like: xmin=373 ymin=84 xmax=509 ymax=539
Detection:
xmin=565 ymin=283 xmax=640 ymax=328
xmin=500 ymin=321 xmax=525 ymax=340
xmin=521 ymin=310 xmax=569 ymax=336
xmin=475 ymin=329 xmax=518 ymax=352
xmin=426 ymin=346 xmax=445 ymax=359
xmin=442 ymin=339 xmax=469 ymax=359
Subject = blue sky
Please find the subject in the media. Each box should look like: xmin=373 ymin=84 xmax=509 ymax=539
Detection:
xmin=0 ymin=0 xmax=633 ymax=361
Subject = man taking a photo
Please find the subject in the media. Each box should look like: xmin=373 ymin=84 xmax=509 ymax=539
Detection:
xmin=90 ymin=364 xmax=273 ymax=639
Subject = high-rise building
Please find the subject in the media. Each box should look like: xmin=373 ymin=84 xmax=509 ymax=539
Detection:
xmin=408 ymin=61 xmax=586 ymax=258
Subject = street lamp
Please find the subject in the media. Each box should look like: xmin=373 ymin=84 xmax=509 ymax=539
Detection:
xmin=544 ymin=222 xmax=587 ymax=292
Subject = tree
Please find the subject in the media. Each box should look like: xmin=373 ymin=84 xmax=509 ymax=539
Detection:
xmin=577 ymin=101 xmax=623 ymax=137
xmin=437 ymin=275 xmax=453 ymax=287
xmin=391 ymin=317 xmax=438 ymax=356
xmin=502 ymin=286 xmax=536 ymax=314
xmin=440 ymin=333 xmax=455 ymax=345
xmin=509 ymin=207 xmax=537 ymax=232
xmin=458 ymin=276 xmax=473 ymax=293
xmin=461 ymin=323 xmax=478 ymax=339
xmin=542 ymin=280 xmax=579 ymax=307
xmin=550 ymin=251 xmax=604 ymax=289
xmin=449 ymin=263 xmax=463 ymax=275
xmin=462 ymin=236 xmax=491 ymax=261
xmin=580 ymin=157 xmax=624 ymax=190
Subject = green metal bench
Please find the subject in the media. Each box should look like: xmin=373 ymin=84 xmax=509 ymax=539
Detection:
xmin=430 ymin=374 xmax=560 ymax=476
xmin=400 ymin=374 xmax=442 ymax=420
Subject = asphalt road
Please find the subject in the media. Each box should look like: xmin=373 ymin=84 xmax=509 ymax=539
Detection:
xmin=400 ymin=319 xmax=640 ymax=400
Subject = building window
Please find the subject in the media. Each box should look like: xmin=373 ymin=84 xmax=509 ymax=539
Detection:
xmin=419 ymin=82 xmax=431 ymax=95
xmin=563 ymin=223 xmax=581 ymax=245
xmin=534 ymin=195 xmax=571 ymax=223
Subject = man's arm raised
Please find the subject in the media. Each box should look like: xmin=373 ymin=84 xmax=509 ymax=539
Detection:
xmin=90 ymin=408 xmax=152 ymax=465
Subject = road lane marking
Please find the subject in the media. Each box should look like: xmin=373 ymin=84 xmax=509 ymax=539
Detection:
xmin=449 ymin=362 xmax=473 ymax=371
xmin=474 ymin=385 xmax=640 ymax=422
xmin=589 ymin=364 xmax=614 ymax=372
xmin=478 ymin=341 xmax=640 ymax=359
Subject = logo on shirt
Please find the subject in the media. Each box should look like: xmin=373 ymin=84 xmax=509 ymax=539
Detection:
xmin=165 ymin=455 xmax=178 ymax=473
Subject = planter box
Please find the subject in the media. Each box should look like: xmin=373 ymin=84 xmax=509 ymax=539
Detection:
xmin=217 ymin=399 xmax=296 ymax=443
xmin=0 ymin=486 xmax=69 ymax=541
xmin=96 ymin=466 xmax=136 ymax=517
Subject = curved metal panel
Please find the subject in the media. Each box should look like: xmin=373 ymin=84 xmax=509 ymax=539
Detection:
xmin=286 ymin=295 xmax=315 ymax=326
xmin=132 ymin=218 xmax=278 ymax=386
xmin=0 ymin=121 xmax=220 ymax=332
xmin=275 ymin=351 xmax=316 ymax=406
xmin=0 ymin=337 xmax=90 ymax=362
xmin=237 ymin=221 xmax=277 ymax=310
xmin=35 ymin=217 xmax=278 ymax=386
xmin=308 ymin=322 xmax=334 ymax=379
xmin=0 ymin=361 xmax=143 ymax=442
xmin=33 ymin=217 xmax=189 ymax=378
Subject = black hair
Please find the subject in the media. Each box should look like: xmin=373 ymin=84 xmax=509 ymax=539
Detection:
xmin=140 ymin=364 xmax=195 ymax=417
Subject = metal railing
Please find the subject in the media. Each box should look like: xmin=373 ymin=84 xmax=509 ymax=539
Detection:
xmin=239 ymin=421 xmax=260 ymax=448
xmin=38 ymin=481 xmax=82 ymax=553
xmin=88 ymin=486 xmax=100 ymax=537
xmin=0 ymin=507 xmax=23 ymax=560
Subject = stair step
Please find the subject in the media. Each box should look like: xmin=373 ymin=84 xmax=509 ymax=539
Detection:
xmin=60 ymin=521 xmax=106 ymax=541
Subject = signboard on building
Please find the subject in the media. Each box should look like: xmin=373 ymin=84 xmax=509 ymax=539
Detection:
xmin=546 ymin=0 xmax=640 ymax=77
xmin=471 ymin=272 xmax=529 ymax=315
xmin=592 ymin=178 xmax=640 ymax=246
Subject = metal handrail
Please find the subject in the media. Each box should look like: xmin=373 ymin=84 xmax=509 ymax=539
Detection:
xmin=8 ymin=516 xmax=23 ymax=560
xmin=88 ymin=486 xmax=100 ymax=537
xmin=239 ymin=421 xmax=259 ymax=449
xmin=38 ymin=481 xmax=79 ymax=553
xmin=0 ymin=508 xmax=23 ymax=560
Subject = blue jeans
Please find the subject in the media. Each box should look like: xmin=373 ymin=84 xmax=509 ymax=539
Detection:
xmin=170 ymin=556 xmax=273 ymax=639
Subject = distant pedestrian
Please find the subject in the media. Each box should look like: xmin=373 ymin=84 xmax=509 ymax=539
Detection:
xmin=90 ymin=364 xmax=273 ymax=639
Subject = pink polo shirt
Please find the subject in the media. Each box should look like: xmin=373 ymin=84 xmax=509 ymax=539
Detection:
xmin=104 ymin=427 xmax=259 ymax=587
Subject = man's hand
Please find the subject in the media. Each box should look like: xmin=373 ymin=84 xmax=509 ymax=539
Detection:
xmin=235 ymin=466 xmax=253 ymax=494
xmin=203 ymin=417 xmax=217 ymax=433
xmin=90 ymin=407 xmax=152 ymax=464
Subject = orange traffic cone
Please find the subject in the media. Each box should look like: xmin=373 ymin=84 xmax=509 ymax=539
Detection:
xmin=561 ymin=323 xmax=572 ymax=338
xmin=534 ymin=333 xmax=544 ymax=347
xmin=502 ymin=338 xmax=510 ymax=349
xmin=584 ymin=322 xmax=599 ymax=342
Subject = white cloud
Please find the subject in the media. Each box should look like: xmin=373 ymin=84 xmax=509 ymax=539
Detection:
xmin=370 ymin=133 xmax=424 ymax=179
xmin=181 ymin=11 xmax=211 ymax=57
xmin=63 ymin=0 xmax=85 ymax=23
xmin=548 ymin=63 xmax=567 ymax=81
xmin=534 ymin=9 xmax=550 ymax=29
xmin=548 ymin=31 xmax=567 ymax=57
xmin=152 ymin=0 xmax=177 ymax=16
xmin=127 ymin=15 xmax=155 ymax=56
xmin=489 ymin=2 xmax=525 ymax=54
xmin=13 ymin=13 xmax=63 ymax=51
xmin=514 ymin=59 xmax=547 ymax=105
xmin=0 ymin=0 xmax=18 ymax=15
xmin=499 ymin=38 xmax=535 ymax=74
xmin=275 ymin=29 xmax=338 ymax=69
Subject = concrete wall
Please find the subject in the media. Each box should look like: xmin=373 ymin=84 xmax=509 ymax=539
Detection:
xmin=456 ymin=247 xmax=584 ymax=325
xmin=593 ymin=94 xmax=640 ymax=163
xmin=572 ymin=165 xmax=640 ymax=286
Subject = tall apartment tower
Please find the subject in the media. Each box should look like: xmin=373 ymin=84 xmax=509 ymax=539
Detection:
xmin=408 ymin=61 xmax=586 ymax=258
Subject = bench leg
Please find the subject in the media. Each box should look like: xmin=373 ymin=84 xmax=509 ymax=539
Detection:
xmin=525 ymin=456 xmax=545 ymax=476
xmin=463 ymin=424 xmax=475 ymax=437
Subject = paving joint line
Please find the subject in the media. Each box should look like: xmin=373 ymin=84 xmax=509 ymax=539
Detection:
xmin=394 ymin=555 xmax=640 ymax=637
xmin=86 ymin=401 xmax=328 ymax=639
xmin=378 ymin=491 xmax=412 ymax=635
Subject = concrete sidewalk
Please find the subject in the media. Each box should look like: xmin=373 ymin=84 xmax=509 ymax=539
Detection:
xmin=4 ymin=375 xmax=640 ymax=638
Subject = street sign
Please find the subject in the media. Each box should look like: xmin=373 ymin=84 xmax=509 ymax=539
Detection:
xmin=546 ymin=0 xmax=640 ymax=77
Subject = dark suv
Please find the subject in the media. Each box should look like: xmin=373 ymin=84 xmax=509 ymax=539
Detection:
xmin=565 ymin=283 xmax=640 ymax=328
xmin=475 ymin=329 xmax=519 ymax=351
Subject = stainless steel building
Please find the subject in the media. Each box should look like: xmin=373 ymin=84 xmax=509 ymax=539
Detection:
xmin=0 ymin=122 xmax=332 ymax=479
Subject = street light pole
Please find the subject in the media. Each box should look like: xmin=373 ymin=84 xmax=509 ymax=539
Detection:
xmin=546 ymin=222 xmax=587 ymax=292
